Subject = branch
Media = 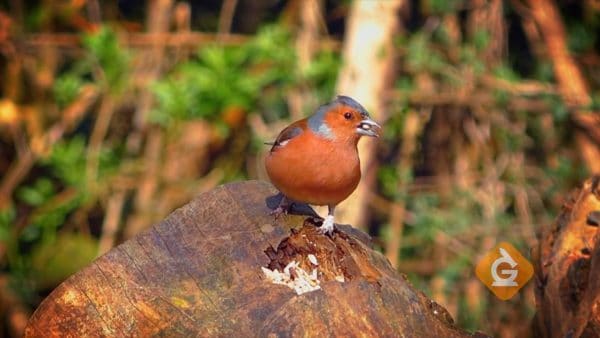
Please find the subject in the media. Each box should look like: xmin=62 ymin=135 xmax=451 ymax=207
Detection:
xmin=526 ymin=0 xmax=600 ymax=173
xmin=0 ymin=85 xmax=98 ymax=209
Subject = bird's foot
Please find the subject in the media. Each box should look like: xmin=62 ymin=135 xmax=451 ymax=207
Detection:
xmin=318 ymin=215 xmax=335 ymax=235
xmin=269 ymin=203 xmax=291 ymax=219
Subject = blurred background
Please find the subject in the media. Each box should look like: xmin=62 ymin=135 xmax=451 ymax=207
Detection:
xmin=0 ymin=0 xmax=599 ymax=337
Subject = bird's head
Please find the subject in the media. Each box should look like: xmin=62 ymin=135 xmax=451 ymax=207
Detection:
xmin=308 ymin=95 xmax=381 ymax=143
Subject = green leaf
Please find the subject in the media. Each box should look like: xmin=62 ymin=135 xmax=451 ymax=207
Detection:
xmin=472 ymin=30 xmax=490 ymax=51
xmin=567 ymin=21 xmax=596 ymax=54
xmin=493 ymin=64 xmax=520 ymax=82
xmin=82 ymin=26 xmax=130 ymax=93
xmin=24 ymin=191 xmax=83 ymax=243
xmin=0 ymin=207 xmax=15 ymax=242
xmin=407 ymin=33 xmax=446 ymax=73
xmin=17 ymin=178 xmax=55 ymax=206
xmin=53 ymin=74 xmax=84 ymax=108
xmin=427 ymin=0 xmax=462 ymax=14
xmin=43 ymin=137 xmax=87 ymax=187
xmin=30 ymin=233 xmax=98 ymax=290
xmin=151 ymin=25 xmax=297 ymax=127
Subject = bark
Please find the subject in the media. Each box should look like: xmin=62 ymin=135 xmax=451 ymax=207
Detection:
xmin=24 ymin=181 xmax=481 ymax=337
xmin=334 ymin=0 xmax=403 ymax=229
xmin=533 ymin=176 xmax=600 ymax=337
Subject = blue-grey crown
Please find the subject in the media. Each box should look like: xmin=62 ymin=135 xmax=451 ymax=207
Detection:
xmin=307 ymin=95 xmax=371 ymax=138
xmin=335 ymin=95 xmax=370 ymax=118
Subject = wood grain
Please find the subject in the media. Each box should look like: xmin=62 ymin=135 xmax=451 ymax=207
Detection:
xmin=25 ymin=181 xmax=476 ymax=337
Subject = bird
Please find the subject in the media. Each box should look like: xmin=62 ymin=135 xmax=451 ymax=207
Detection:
xmin=265 ymin=95 xmax=380 ymax=234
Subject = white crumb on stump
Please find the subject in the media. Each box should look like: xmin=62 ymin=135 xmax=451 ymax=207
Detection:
xmin=262 ymin=254 xmax=346 ymax=295
xmin=262 ymin=261 xmax=320 ymax=295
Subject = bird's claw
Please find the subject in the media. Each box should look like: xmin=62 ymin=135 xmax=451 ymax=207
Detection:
xmin=318 ymin=215 xmax=335 ymax=235
xmin=269 ymin=205 xmax=288 ymax=219
xmin=269 ymin=197 xmax=292 ymax=219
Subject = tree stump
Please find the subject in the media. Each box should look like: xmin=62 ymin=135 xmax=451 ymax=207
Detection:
xmin=534 ymin=176 xmax=600 ymax=337
xmin=25 ymin=181 xmax=478 ymax=337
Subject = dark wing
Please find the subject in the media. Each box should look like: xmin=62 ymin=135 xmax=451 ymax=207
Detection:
xmin=267 ymin=125 xmax=304 ymax=152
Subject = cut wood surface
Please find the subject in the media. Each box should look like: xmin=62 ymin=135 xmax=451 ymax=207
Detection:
xmin=534 ymin=176 xmax=600 ymax=337
xmin=24 ymin=180 xmax=479 ymax=337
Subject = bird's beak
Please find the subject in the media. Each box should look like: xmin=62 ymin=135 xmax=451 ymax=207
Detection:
xmin=356 ymin=118 xmax=381 ymax=137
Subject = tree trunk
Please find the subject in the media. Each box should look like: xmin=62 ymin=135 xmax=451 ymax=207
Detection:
xmin=533 ymin=176 xmax=600 ymax=337
xmin=24 ymin=181 xmax=480 ymax=337
xmin=334 ymin=0 xmax=403 ymax=229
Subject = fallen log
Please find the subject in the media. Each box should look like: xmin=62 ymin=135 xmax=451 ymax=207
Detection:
xmin=25 ymin=180 xmax=479 ymax=337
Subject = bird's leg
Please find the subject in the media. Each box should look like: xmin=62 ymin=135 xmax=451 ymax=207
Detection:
xmin=269 ymin=194 xmax=292 ymax=218
xmin=319 ymin=205 xmax=336 ymax=234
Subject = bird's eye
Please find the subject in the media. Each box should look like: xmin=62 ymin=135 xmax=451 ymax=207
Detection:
xmin=344 ymin=112 xmax=352 ymax=120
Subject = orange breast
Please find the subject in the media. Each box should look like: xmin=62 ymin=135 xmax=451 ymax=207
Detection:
xmin=265 ymin=132 xmax=361 ymax=206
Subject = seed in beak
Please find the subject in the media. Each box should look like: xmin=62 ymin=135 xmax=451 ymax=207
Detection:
xmin=360 ymin=122 xmax=372 ymax=130
xmin=356 ymin=119 xmax=381 ymax=137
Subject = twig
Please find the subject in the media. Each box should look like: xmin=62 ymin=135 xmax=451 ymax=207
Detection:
xmin=0 ymin=85 xmax=98 ymax=208
xmin=16 ymin=32 xmax=341 ymax=51
xmin=85 ymin=95 xmax=115 ymax=190
xmin=86 ymin=0 xmax=102 ymax=24
xmin=218 ymin=0 xmax=239 ymax=40
xmin=126 ymin=1 xmax=173 ymax=152
xmin=479 ymin=74 xmax=557 ymax=96
xmin=0 ymin=149 xmax=34 ymax=209
xmin=386 ymin=110 xmax=422 ymax=268
xmin=124 ymin=127 xmax=163 ymax=239
xmin=389 ymin=89 xmax=557 ymax=112
xmin=121 ymin=0 xmax=172 ymax=239
xmin=173 ymin=2 xmax=192 ymax=61
xmin=98 ymin=190 xmax=126 ymax=255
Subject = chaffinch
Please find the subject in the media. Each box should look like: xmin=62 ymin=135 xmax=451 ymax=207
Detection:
xmin=265 ymin=95 xmax=380 ymax=234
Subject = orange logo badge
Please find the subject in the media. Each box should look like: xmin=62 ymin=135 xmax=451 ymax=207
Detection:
xmin=475 ymin=242 xmax=534 ymax=300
